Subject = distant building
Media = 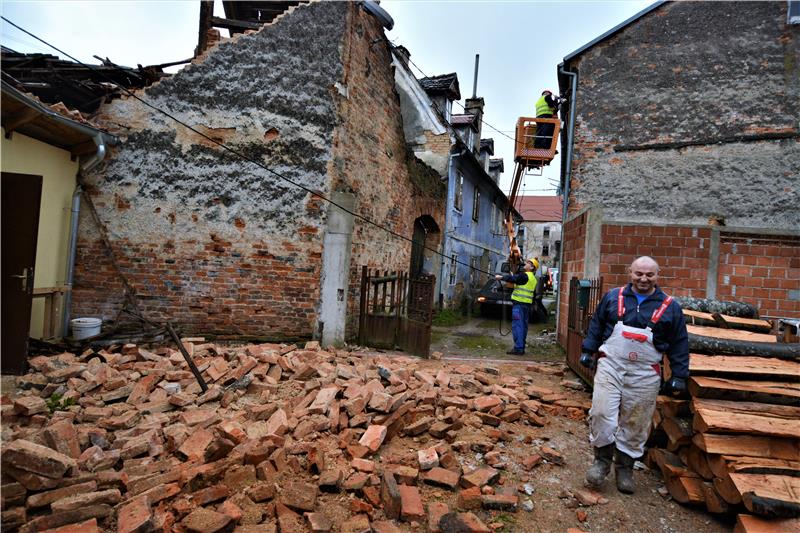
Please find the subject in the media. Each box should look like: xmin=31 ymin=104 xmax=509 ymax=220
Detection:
xmin=515 ymin=196 xmax=562 ymax=267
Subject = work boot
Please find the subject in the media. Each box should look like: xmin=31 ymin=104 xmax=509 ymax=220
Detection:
xmin=614 ymin=448 xmax=636 ymax=494
xmin=585 ymin=443 xmax=614 ymax=487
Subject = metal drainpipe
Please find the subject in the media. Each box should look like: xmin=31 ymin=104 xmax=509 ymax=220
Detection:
xmin=438 ymin=151 xmax=457 ymax=309
xmin=61 ymin=134 xmax=107 ymax=337
xmin=555 ymin=65 xmax=578 ymax=338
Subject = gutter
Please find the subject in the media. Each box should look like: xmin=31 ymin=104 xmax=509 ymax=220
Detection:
xmin=555 ymin=63 xmax=578 ymax=337
xmin=62 ymin=134 xmax=108 ymax=337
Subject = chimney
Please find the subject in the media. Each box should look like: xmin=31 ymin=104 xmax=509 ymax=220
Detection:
xmin=464 ymin=97 xmax=484 ymax=154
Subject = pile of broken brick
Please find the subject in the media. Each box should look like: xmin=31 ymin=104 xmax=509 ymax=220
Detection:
xmin=1 ymin=340 xmax=594 ymax=533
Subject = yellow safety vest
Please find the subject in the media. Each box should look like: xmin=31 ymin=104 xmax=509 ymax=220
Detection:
xmin=535 ymin=95 xmax=556 ymax=117
xmin=512 ymin=272 xmax=537 ymax=304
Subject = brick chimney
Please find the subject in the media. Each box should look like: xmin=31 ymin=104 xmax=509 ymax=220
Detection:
xmin=464 ymin=97 xmax=484 ymax=154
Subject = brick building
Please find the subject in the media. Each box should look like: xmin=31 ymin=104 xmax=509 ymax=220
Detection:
xmin=555 ymin=1 xmax=800 ymax=345
xmin=72 ymin=2 xmax=445 ymax=345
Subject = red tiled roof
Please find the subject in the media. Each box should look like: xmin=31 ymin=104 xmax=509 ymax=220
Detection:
xmin=515 ymin=195 xmax=562 ymax=222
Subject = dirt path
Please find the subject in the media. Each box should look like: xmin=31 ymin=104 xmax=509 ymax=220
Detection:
xmin=424 ymin=315 xmax=733 ymax=533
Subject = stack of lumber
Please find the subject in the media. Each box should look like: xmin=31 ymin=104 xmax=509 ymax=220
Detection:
xmin=650 ymin=310 xmax=800 ymax=529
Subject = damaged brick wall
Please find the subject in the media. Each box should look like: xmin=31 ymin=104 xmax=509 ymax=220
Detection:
xmin=566 ymin=1 xmax=799 ymax=227
xmin=332 ymin=4 xmax=445 ymax=339
xmin=73 ymin=2 xmax=443 ymax=340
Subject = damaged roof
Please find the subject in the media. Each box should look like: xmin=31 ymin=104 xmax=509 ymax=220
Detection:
xmin=0 ymin=46 xmax=167 ymax=115
xmin=419 ymin=72 xmax=461 ymax=101
xmin=1 ymin=80 xmax=117 ymax=154
xmin=218 ymin=1 xmax=306 ymax=34
xmin=451 ymin=113 xmax=478 ymax=129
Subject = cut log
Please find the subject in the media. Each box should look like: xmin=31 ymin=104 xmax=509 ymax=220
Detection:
xmin=688 ymin=335 xmax=800 ymax=360
xmin=656 ymin=396 xmax=692 ymax=418
xmin=651 ymin=449 xmax=705 ymax=505
xmin=685 ymin=445 xmax=714 ymax=480
xmin=675 ymin=296 xmax=759 ymax=318
xmin=730 ymin=473 xmax=800 ymax=518
xmin=714 ymin=475 xmax=743 ymax=505
xmin=711 ymin=313 xmax=773 ymax=333
xmin=701 ymin=482 xmax=732 ymax=514
xmin=694 ymin=433 xmax=800 ymax=462
xmin=690 ymin=354 xmax=800 ymax=382
xmin=683 ymin=309 xmax=717 ymax=326
xmin=661 ymin=416 xmax=694 ymax=450
xmin=734 ymin=514 xmax=800 ymax=533
xmin=688 ymin=325 xmax=777 ymax=343
xmin=708 ymin=455 xmax=800 ymax=481
xmin=689 ymin=376 xmax=800 ymax=406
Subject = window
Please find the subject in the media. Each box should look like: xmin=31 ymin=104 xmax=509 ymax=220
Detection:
xmin=470 ymin=256 xmax=480 ymax=286
xmin=543 ymin=226 xmax=550 ymax=238
xmin=472 ymin=187 xmax=480 ymax=222
xmin=542 ymin=244 xmax=549 ymax=257
xmin=449 ymin=254 xmax=458 ymax=285
xmin=454 ymin=174 xmax=463 ymax=211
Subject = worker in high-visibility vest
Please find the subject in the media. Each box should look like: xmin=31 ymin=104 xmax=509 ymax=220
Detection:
xmin=534 ymin=89 xmax=564 ymax=149
xmin=495 ymin=257 xmax=539 ymax=355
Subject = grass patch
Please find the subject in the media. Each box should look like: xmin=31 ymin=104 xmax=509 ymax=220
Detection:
xmin=432 ymin=309 xmax=468 ymax=327
xmin=454 ymin=334 xmax=505 ymax=351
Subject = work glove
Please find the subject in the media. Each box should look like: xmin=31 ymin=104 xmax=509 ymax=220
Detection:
xmin=579 ymin=351 xmax=596 ymax=370
xmin=665 ymin=377 xmax=687 ymax=397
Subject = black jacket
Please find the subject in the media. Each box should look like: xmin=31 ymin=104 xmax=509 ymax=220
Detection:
xmin=581 ymin=284 xmax=689 ymax=378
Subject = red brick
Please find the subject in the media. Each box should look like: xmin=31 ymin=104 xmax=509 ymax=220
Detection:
xmin=438 ymin=512 xmax=491 ymax=533
xmin=422 ymin=467 xmax=460 ymax=490
xmin=398 ymin=485 xmax=425 ymax=521
xmin=428 ymin=502 xmax=449 ymax=533
xmin=39 ymin=518 xmax=98 ymax=533
xmin=358 ymin=424 xmax=387 ymax=452
xmin=117 ymin=496 xmax=152 ymax=533
xmin=181 ymin=507 xmax=231 ymax=532
xmin=2 ymin=440 xmax=76 ymax=479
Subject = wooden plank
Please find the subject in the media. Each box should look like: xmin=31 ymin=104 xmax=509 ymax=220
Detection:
xmin=694 ymin=433 xmax=800 ymax=462
xmin=730 ymin=473 xmax=800 ymax=518
xmin=712 ymin=313 xmax=773 ymax=333
xmin=690 ymin=354 xmax=800 ymax=382
xmin=651 ymin=449 xmax=705 ymax=504
xmin=692 ymin=398 xmax=800 ymax=420
xmin=723 ymin=456 xmax=800 ymax=477
xmin=657 ymin=396 xmax=692 ymax=418
xmin=734 ymin=514 xmax=800 ymax=533
xmin=694 ymin=409 xmax=800 ymax=439
xmin=684 ymin=309 xmax=716 ymax=324
xmin=688 ymin=324 xmax=777 ymax=343
xmin=689 ymin=376 xmax=800 ymax=405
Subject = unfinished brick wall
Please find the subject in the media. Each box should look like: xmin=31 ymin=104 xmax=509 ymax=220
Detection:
xmin=597 ymin=225 xmax=712 ymax=296
xmin=556 ymin=211 xmax=588 ymax=346
xmin=73 ymin=2 xmax=444 ymax=340
xmin=717 ymin=234 xmax=800 ymax=317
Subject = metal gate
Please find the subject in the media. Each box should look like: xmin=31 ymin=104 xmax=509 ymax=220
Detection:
xmin=358 ymin=267 xmax=435 ymax=358
xmin=565 ymin=276 xmax=604 ymax=386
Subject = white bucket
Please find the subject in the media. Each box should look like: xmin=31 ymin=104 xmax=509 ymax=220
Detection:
xmin=71 ymin=317 xmax=102 ymax=340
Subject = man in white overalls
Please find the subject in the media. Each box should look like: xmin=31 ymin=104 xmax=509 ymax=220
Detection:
xmin=579 ymin=256 xmax=689 ymax=493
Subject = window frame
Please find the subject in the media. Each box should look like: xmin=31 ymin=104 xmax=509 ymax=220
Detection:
xmin=472 ymin=186 xmax=480 ymax=222
xmin=449 ymin=254 xmax=458 ymax=285
xmin=454 ymin=173 xmax=463 ymax=212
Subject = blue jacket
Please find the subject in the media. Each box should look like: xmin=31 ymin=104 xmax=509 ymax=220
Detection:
xmin=582 ymin=284 xmax=689 ymax=379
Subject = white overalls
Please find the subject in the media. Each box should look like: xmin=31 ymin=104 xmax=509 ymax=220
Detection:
xmin=588 ymin=288 xmax=674 ymax=458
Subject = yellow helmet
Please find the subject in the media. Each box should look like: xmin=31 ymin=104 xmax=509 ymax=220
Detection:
xmin=527 ymin=257 xmax=540 ymax=270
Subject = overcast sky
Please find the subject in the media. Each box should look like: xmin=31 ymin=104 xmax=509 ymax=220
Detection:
xmin=1 ymin=0 xmax=652 ymax=196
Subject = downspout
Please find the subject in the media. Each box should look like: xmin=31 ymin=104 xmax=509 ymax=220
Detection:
xmin=61 ymin=134 xmax=107 ymax=337
xmin=438 ymin=150 xmax=457 ymax=309
xmin=555 ymin=64 xmax=578 ymax=338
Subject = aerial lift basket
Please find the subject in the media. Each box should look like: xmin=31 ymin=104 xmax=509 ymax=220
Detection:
xmin=514 ymin=116 xmax=561 ymax=175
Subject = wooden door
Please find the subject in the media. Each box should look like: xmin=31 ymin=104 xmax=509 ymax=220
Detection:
xmin=2 ymin=172 xmax=42 ymax=374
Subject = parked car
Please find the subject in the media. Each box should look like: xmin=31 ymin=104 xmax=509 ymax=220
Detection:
xmin=476 ymin=265 xmax=548 ymax=323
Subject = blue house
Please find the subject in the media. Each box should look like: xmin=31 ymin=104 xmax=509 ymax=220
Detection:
xmin=392 ymin=50 xmax=521 ymax=310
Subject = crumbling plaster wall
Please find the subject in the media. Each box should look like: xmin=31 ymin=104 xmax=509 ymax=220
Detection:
xmin=73 ymin=1 xmax=347 ymax=338
xmin=567 ymin=1 xmax=799 ymax=228
xmin=73 ymin=1 xmax=445 ymax=340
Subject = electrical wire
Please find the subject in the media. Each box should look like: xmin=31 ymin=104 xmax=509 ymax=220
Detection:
xmin=1 ymin=16 xmax=503 ymax=280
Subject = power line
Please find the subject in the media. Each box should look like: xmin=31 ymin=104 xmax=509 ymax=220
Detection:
xmin=1 ymin=16 xmax=504 ymax=279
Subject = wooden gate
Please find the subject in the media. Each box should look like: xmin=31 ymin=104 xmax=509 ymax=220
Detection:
xmin=358 ymin=267 xmax=435 ymax=358
xmin=565 ymin=276 xmax=604 ymax=386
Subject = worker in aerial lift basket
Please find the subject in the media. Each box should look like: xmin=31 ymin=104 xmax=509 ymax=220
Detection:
xmin=579 ymin=256 xmax=689 ymax=494
xmin=533 ymin=89 xmax=565 ymax=149
xmin=495 ymin=257 xmax=539 ymax=355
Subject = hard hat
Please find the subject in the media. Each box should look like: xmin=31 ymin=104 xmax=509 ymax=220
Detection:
xmin=542 ymin=89 xmax=554 ymax=95
xmin=527 ymin=257 xmax=540 ymax=269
